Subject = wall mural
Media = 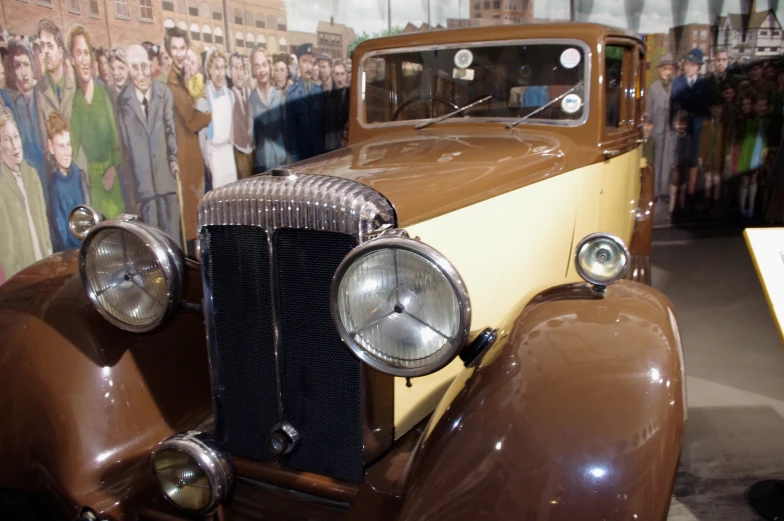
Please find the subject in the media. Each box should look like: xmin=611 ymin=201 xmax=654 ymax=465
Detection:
xmin=1 ymin=0 xmax=784 ymax=284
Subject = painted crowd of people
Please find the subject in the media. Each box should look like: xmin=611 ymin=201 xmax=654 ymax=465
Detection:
xmin=645 ymin=46 xmax=784 ymax=225
xmin=0 ymin=20 xmax=353 ymax=283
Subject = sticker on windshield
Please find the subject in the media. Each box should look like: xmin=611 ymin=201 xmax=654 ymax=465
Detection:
xmin=560 ymin=48 xmax=581 ymax=69
xmin=454 ymin=49 xmax=473 ymax=68
xmin=453 ymin=68 xmax=475 ymax=80
xmin=561 ymin=93 xmax=582 ymax=114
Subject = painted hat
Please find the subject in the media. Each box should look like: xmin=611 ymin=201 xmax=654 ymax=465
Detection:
xmin=295 ymin=43 xmax=314 ymax=59
xmin=685 ymin=48 xmax=704 ymax=65
xmin=657 ymin=53 xmax=674 ymax=67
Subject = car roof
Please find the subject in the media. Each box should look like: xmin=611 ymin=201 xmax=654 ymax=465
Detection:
xmin=354 ymin=23 xmax=643 ymax=57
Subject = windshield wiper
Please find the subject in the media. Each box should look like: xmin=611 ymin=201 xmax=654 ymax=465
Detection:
xmin=415 ymin=95 xmax=493 ymax=130
xmin=505 ymin=80 xmax=585 ymax=130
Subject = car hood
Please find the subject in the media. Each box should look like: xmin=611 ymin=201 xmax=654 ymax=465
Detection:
xmin=292 ymin=127 xmax=581 ymax=226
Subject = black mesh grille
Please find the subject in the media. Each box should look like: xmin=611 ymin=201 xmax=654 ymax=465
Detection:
xmin=203 ymin=226 xmax=364 ymax=483
xmin=203 ymin=225 xmax=278 ymax=462
xmin=275 ymin=229 xmax=363 ymax=483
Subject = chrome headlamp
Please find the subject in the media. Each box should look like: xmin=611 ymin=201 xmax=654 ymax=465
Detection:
xmin=68 ymin=205 xmax=105 ymax=240
xmin=151 ymin=431 xmax=234 ymax=514
xmin=78 ymin=216 xmax=184 ymax=332
xmin=575 ymin=232 xmax=630 ymax=288
xmin=331 ymin=232 xmax=471 ymax=377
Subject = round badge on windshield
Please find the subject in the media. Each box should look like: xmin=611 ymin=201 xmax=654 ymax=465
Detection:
xmin=561 ymin=94 xmax=582 ymax=114
xmin=454 ymin=49 xmax=473 ymax=68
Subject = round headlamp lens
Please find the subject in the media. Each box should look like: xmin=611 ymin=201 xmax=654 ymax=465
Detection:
xmin=152 ymin=448 xmax=212 ymax=512
xmin=575 ymin=234 xmax=630 ymax=285
xmin=80 ymin=220 xmax=183 ymax=332
xmin=334 ymin=239 xmax=470 ymax=376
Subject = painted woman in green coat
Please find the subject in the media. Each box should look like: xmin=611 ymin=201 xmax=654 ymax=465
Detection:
xmin=68 ymin=27 xmax=125 ymax=219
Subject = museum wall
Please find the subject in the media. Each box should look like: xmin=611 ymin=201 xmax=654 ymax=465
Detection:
xmin=0 ymin=0 xmax=783 ymax=284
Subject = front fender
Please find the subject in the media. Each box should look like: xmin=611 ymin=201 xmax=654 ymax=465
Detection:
xmin=0 ymin=252 xmax=211 ymax=519
xmin=397 ymin=281 xmax=685 ymax=521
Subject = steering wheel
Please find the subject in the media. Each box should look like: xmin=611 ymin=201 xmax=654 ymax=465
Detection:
xmin=393 ymin=96 xmax=461 ymax=121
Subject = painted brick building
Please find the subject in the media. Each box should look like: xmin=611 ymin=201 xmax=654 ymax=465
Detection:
xmin=0 ymin=0 xmax=163 ymax=49
xmin=470 ymin=0 xmax=533 ymax=24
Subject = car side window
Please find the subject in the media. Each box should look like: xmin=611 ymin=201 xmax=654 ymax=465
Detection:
xmin=605 ymin=44 xmax=637 ymax=130
xmin=605 ymin=45 xmax=624 ymax=128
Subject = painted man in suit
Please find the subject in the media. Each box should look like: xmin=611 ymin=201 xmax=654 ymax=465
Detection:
xmin=286 ymin=43 xmax=324 ymax=163
xmin=324 ymin=59 xmax=349 ymax=152
xmin=117 ymin=44 xmax=182 ymax=246
xmin=33 ymin=19 xmax=76 ymax=170
xmin=670 ymin=48 xmax=711 ymax=199
xmin=230 ymin=52 xmax=253 ymax=179
xmin=646 ymin=53 xmax=675 ymax=201
xmin=0 ymin=106 xmax=52 ymax=279
xmin=166 ymin=27 xmax=211 ymax=256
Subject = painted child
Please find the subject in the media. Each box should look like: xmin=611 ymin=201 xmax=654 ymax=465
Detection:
xmin=698 ymin=102 xmax=726 ymax=209
xmin=47 ymin=111 xmax=87 ymax=251
xmin=736 ymin=95 xmax=770 ymax=220
xmin=669 ymin=110 xmax=691 ymax=219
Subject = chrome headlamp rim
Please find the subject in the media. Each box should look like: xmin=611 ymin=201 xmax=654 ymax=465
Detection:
xmin=330 ymin=233 xmax=471 ymax=378
xmin=151 ymin=431 xmax=234 ymax=515
xmin=68 ymin=204 xmax=105 ymax=240
xmin=574 ymin=232 xmax=631 ymax=286
xmin=78 ymin=216 xmax=184 ymax=333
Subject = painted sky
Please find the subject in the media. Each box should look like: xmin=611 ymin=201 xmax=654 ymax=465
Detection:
xmin=284 ymin=0 xmax=784 ymax=35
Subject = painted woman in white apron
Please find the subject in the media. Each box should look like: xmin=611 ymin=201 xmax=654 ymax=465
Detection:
xmin=198 ymin=50 xmax=237 ymax=190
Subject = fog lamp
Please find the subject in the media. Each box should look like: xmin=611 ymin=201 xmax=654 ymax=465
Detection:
xmin=575 ymin=233 xmax=630 ymax=287
xmin=151 ymin=432 xmax=233 ymax=515
xmin=68 ymin=205 xmax=104 ymax=240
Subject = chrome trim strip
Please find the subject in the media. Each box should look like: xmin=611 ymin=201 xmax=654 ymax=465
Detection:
xmin=357 ymin=38 xmax=593 ymax=130
xmin=198 ymin=173 xmax=395 ymax=243
xmin=330 ymin=232 xmax=472 ymax=378
xmin=152 ymin=431 xmax=234 ymax=514
xmin=268 ymin=232 xmax=285 ymax=422
xmin=198 ymin=232 xmax=225 ymax=442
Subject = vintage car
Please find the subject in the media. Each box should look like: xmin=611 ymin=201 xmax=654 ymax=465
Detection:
xmin=0 ymin=23 xmax=684 ymax=521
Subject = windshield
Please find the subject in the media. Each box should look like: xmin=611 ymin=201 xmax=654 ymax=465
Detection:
xmin=362 ymin=41 xmax=588 ymax=126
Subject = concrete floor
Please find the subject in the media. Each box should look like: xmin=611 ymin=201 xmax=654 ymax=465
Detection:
xmin=652 ymin=228 xmax=784 ymax=520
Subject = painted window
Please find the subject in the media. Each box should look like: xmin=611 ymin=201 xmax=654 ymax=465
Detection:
xmin=245 ymin=10 xmax=254 ymax=27
xmin=190 ymin=22 xmax=200 ymax=41
xmin=140 ymin=0 xmax=153 ymax=20
xmin=115 ymin=0 xmax=130 ymax=18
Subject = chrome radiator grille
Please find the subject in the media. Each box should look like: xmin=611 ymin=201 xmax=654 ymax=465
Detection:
xmin=198 ymin=174 xmax=395 ymax=484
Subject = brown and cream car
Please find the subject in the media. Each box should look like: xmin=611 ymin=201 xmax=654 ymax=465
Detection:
xmin=0 ymin=23 xmax=685 ymax=521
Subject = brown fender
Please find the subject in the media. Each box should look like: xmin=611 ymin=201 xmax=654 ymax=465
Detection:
xmin=396 ymin=281 xmax=685 ymax=521
xmin=0 ymin=251 xmax=211 ymax=519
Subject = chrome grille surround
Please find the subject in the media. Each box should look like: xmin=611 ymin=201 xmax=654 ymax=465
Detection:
xmin=198 ymin=173 xmax=395 ymax=241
